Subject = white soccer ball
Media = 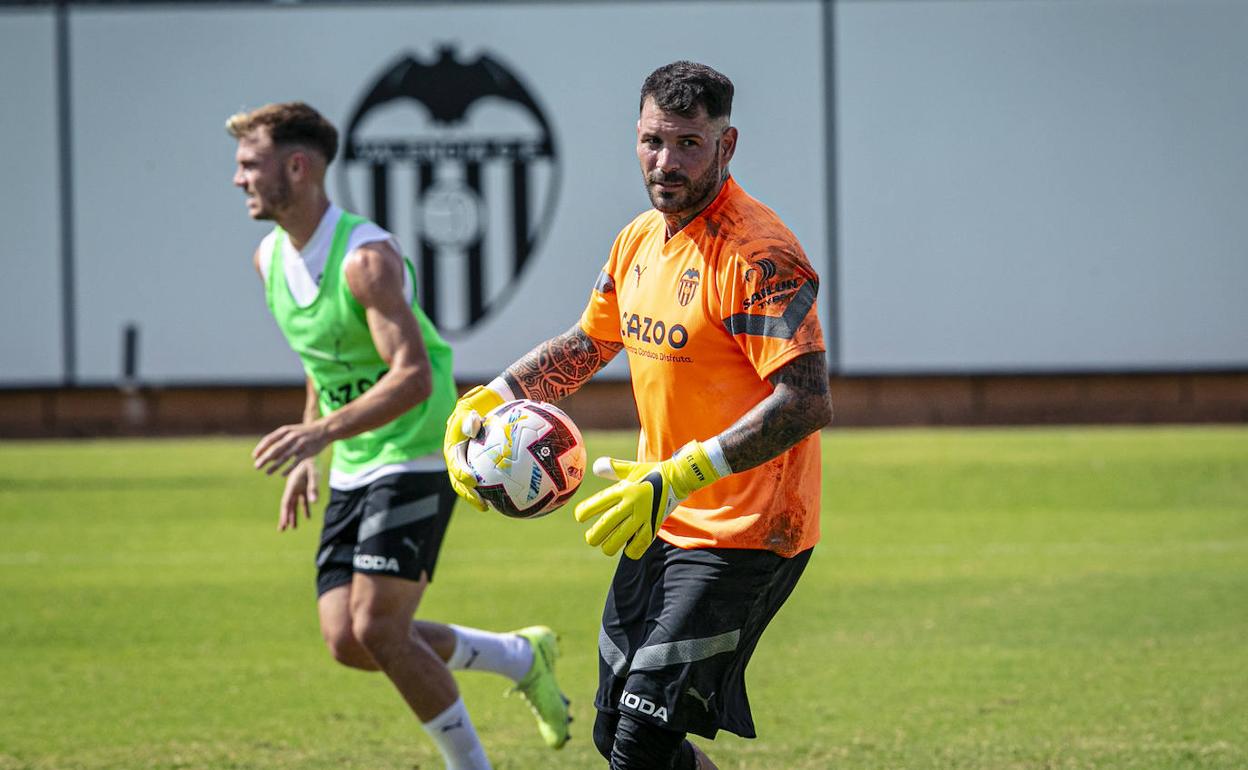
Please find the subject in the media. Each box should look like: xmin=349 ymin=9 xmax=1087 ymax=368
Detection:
xmin=466 ymin=399 xmax=587 ymax=519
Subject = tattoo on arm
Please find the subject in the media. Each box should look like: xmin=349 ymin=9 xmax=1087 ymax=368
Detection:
xmin=719 ymin=352 xmax=833 ymax=473
xmin=503 ymin=326 xmax=623 ymax=403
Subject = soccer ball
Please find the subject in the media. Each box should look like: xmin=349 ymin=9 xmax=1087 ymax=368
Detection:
xmin=466 ymin=399 xmax=586 ymax=519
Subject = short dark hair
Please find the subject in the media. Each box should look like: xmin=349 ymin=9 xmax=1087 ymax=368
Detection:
xmin=226 ymin=101 xmax=339 ymax=164
xmin=639 ymin=61 xmax=734 ymax=121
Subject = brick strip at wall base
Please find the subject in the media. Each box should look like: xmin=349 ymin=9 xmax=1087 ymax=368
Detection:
xmin=1 ymin=373 xmax=1245 ymax=438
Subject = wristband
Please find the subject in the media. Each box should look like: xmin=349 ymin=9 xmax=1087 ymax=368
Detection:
xmin=703 ymin=436 xmax=733 ymax=478
xmin=485 ymin=376 xmax=516 ymax=402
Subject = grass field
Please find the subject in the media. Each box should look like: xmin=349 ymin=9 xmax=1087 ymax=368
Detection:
xmin=1 ymin=426 xmax=1245 ymax=769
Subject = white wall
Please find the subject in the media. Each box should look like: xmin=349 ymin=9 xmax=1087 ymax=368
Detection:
xmin=836 ymin=0 xmax=1248 ymax=373
xmin=64 ymin=0 xmax=826 ymax=383
xmin=2 ymin=0 xmax=1246 ymax=386
xmin=0 ymin=9 xmax=62 ymax=384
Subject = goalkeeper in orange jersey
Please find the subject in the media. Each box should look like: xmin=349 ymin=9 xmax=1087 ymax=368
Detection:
xmin=444 ymin=61 xmax=832 ymax=770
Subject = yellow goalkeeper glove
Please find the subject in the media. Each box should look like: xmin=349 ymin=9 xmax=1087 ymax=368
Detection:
xmin=443 ymin=384 xmax=506 ymax=511
xmin=573 ymin=441 xmax=723 ymax=559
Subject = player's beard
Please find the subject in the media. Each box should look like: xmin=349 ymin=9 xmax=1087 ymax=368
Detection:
xmin=645 ymin=141 xmax=723 ymax=221
xmin=250 ymin=173 xmax=294 ymax=221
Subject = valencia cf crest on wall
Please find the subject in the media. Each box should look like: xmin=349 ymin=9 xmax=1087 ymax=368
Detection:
xmin=337 ymin=46 xmax=560 ymax=336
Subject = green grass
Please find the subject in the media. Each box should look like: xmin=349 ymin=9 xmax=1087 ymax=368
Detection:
xmin=0 ymin=426 xmax=1245 ymax=769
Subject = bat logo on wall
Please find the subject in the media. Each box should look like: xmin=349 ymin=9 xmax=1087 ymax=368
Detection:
xmin=338 ymin=46 xmax=560 ymax=335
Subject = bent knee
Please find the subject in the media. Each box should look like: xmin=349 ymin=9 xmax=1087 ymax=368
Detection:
xmin=322 ymin=625 xmax=376 ymax=670
xmin=351 ymin=611 xmax=412 ymax=661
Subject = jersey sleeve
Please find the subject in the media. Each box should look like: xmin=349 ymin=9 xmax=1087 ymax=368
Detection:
xmin=716 ymin=238 xmax=826 ymax=379
xmin=577 ymin=230 xmax=626 ymax=343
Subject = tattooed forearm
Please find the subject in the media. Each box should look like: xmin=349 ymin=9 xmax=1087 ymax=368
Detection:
xmin=719 ymin=352 xmax=833 ymax=473
xmin=502 ymin=325 xmax=623 ymax=404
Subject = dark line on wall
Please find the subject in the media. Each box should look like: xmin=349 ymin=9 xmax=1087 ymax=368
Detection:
xmin=56 ymin=1 xmax=76 ymax=386
xmin=822 ymin=0 xmax=841 ymax=374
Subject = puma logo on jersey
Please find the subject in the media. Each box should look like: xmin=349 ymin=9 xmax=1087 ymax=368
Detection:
xmin=686 ymin=687 xmax=714 ymax=710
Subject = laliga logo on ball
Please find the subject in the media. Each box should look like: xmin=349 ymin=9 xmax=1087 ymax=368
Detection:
xmin=466 ymin=400 xmax=586 ymax=519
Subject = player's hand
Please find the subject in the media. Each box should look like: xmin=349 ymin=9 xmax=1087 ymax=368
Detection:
xmin=573 ymin=441 xmax=723 ymax=559
xmin=278 ymin=458 xmax=318 ymax=532
xmin=442 ymin=385 xmax=505 ymax=511
xmin=253 ymin=422 xmax=330 ymax=476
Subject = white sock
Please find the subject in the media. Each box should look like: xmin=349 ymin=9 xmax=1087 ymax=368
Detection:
xmin=421 ymin=697 xmax=491 ymax=770
xmin=446 ymin=625 xmax=535 ymax=682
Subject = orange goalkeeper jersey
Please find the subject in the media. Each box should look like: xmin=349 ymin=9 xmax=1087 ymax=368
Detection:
xmin=579 ymin=176 xmax=825 ymax=557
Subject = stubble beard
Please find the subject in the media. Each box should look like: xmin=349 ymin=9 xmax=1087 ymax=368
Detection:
xmin=645 ymin=141 xmax=724 ymax=223
xmin=251 ymin=173 xmax=293 ymax=222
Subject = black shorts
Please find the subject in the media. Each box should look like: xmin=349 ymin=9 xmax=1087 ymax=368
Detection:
xmin=595 ymin=538 xmax=813 ymax=740
xmin=315 ymin=471 xmax=456 ymax=597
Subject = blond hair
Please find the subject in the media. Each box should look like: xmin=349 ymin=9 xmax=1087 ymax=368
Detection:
xmin=226 ymin=101 xmax=339 ymax=164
